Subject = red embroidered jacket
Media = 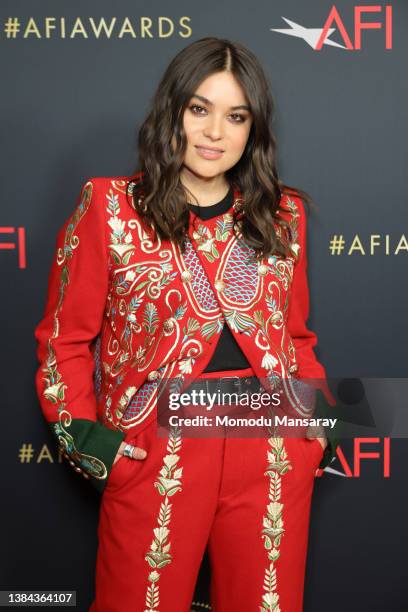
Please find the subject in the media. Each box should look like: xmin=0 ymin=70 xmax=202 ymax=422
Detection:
xmin=34 ymin=173 xmax=338 ymax=493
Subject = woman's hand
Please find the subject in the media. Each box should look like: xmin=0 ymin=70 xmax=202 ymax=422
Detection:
xmin=113 ymin=441 xmax=147 ymax=465
xmin=306 ymin=425 xmax=328 ymax=454
xmin=313 ymin=436 xmax=328 ymax=477
xmin=316 ymin=436 xmax=328 ymax=452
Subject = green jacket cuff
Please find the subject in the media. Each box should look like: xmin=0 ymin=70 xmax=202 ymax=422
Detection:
xmin=314 ymin=389 xmax=341 ymax=470
xmin=52 ymin=417 xmax=125 ymax=494
xmin=319 ymin=433 xmax=340 ymax=469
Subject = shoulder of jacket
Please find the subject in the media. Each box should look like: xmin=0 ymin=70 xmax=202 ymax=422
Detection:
xmin=83 ymin=175 xmax=135 ymax=191
xmin=80 ymin=174 xmax=143 ymax=213
xmin=277 ymin=191 xmax=307 ymax=262
xmin=279 ymin=190 xmax=305 ymax=222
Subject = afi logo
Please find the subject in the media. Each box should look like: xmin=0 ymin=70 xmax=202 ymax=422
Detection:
xmin=319 ymin=438 xmax=391 ymax=478
xmin=271 ymin=5 xmax=393 ymax=50
xmin=0 ymin=226 xmax=26 ymax=268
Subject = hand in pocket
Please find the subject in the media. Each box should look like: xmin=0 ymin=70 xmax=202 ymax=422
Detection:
xmin=315 ymin=436 xmax=328 ymax=452
xmin=113 ymin=441 xmax=148 ymax=465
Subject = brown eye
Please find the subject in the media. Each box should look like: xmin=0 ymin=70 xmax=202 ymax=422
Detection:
xmin=189 ymin=104 xmax=247 ymax=123
xmin=190 ymin=104 xmax=206 ymax=115
xmin=230 ymin=113 xmax=246 ymax=123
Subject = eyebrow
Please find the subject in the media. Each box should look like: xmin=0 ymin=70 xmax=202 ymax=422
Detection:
xmin=190 ymin=94 xmax=251 ymax=112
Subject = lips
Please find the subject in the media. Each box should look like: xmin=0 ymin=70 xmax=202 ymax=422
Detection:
xmin=195 ymin=145 xmax=224 ymax=153
xmin=194 ymin=145 xmax=225 ymax=160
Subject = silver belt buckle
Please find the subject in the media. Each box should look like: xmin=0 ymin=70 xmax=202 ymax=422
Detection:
xmin=218 ymin=375 xmax=242 ymax=395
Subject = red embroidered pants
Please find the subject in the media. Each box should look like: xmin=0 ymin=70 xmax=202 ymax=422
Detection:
xmin=90 ymin=367 xmax=324 ymax=612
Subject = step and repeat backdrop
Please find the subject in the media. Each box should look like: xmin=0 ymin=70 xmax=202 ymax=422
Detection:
xmin=1 ymin=1 xmax=407 ymax=610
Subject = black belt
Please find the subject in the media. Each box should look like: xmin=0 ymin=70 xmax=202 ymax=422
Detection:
xmin=184 ymin=374 xmax=264 ymax=397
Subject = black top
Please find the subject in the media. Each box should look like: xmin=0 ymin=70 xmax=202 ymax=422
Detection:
xmin=188 ymin=186 xmax=233 ymax=219
xmin=188 ymin=187 xmax=251 ymax=372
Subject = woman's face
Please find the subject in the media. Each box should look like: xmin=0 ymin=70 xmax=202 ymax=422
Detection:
xmin=174 ymin=71 xmax=253 ymax=181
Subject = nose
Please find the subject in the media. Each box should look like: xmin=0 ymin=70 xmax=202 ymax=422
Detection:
xmin=203 ymin=113 xmax=224 ymax=141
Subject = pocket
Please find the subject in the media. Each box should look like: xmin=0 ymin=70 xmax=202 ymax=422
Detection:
xmin=104 ymin=453 xmax=134 ymax=492
xmin=300 ymin=436 xmax=325 ymax=470
xmin=310 ymin=437 xmax=325 ymax=463
xmin=103 ymin=418 xmax=157 ymax=493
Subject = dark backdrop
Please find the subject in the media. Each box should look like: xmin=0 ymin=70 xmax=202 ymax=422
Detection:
xmin=1 ymin=1 xmax=407 ymax=610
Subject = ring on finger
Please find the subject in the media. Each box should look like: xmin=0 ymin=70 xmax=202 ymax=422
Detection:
xmin=123 ymin=444 xmax=136 ymax=458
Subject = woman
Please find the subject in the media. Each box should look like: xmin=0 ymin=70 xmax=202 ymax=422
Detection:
xmin=34 ymin=37 xmax=339 ymax=611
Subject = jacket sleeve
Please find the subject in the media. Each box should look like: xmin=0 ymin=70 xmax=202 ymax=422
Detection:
xmin=34 ymin=178 xmax=125 ymax=493
xmin=286 ymin=196 xmax=339 ymax=469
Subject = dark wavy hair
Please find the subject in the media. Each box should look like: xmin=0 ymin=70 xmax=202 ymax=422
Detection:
xmin=126 ymin=36 xmax=314 ymax=261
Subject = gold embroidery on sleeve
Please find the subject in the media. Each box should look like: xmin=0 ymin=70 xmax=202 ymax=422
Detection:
xmin=41 ymin=181 xmax=108 ymax=479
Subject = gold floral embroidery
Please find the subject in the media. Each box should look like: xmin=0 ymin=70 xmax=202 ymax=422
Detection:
xmin=192 ymin=213 xmax=234 ymax=262
xmin=260 ymin=436 xmax=292 ymax=611
xmin=41 ymin=181 xmax=108 ymax=478
xmin=101 ymin=180 xmax=304 ymax=429
xmin=144 ymin=425 xmax=184 ymax=611
xmin=281 ymin=197 xmax=301 ymax=261
xmin=54 ymin=410 xmax=107 ymax=479
xmin=106 ymin=188 xmax=136 ymax=265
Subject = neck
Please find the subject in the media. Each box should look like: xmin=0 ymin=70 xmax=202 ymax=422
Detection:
xmin=180 ymin=169 xmax=230 ymax=207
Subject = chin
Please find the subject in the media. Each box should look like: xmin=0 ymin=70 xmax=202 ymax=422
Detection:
xmin=188 ymin=154 xmax=233 ymax=173
xmin=184 ymin=161 xmax=226 ymax=179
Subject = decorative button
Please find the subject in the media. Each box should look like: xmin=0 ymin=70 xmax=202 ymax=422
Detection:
xmin=214 ymin=279 xmax=225 ymax=292
xmin=147 ymin=370 xmax=160 ymax=381
xmin=290 ymin=243 xmax=300 ymax=258
xmin=289 ymin=364 xmax=298 ymax=373
xmin=181 ymin=270 xmax=192 ymax=282
xmin=163 ymin=317 xmax=175 ymax=332
xmin=69 ymin=460 xmax=75 ymax=467
xmin=258 ymin=264 xmax=268 ymax=276
xmin=233 ymin=198 xmax=244 ymax=213
xmin=73 ymin=466 xmax=83 ymax=474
